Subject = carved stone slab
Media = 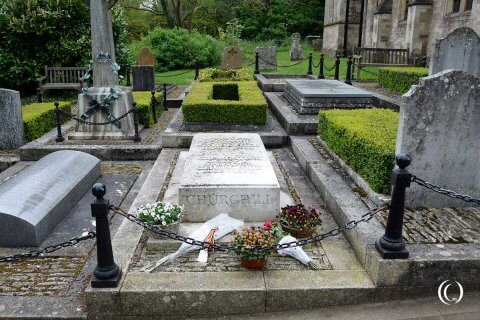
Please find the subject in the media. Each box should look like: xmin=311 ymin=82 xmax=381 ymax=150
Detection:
xmin=179 ymin=133 xmax=280 ymax=222
xmin=137 ymin=47 xmax=155 ymax=66
xmin=220 ymin=46 xmax=243 ymax=70
xmin=0 ymin=151 xmax=101 ymax=247
xmin=0 ymin=88 xmax=24 ymax=150
xmin=256 ymin=46 xmax=277 ymax=71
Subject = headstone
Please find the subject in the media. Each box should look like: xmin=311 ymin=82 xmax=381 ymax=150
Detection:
xmin=396 ymin=70 xmax=480 ymax=208
xmin=132 ymin=65 xmax=155 ymax=92
xmin=0 ymin=151 xmax=101 ymax=247
xmin=71 ymin=0 xmax=137 ymax=140
xmin=137 ymin=47 xmax=155 ymax=66
xmin=220 ymin=46 xmax=243 ymax=70
xmin=256 ymin=46 xmax=277 ymax=71
xmin=0 ymin=89 xmax=23 ymax=150
xmin=290 ymin=33 xmax=303 ymax=61
xmin=283 ymin=80 xmax=375 ymax=114
xmin=179 ymin=133 xmax=280 ymax=222
xmin=429 ymin=27 xmax=480 ymax=78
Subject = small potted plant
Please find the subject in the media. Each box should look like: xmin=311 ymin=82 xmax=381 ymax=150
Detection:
xmin=137 ymin=202 xmax=183 ymax=239
xmin=231 ymin=223 xmax=276 ymax=270
xmin=279 ymin=204 xmax=322 ymax=238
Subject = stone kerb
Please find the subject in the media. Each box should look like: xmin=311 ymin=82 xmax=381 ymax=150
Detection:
xmin=0 ymin=88 xmax=24 ymax=150
xmin=396 ymin=69 xmax=480 ymax=208
xmin=429 ymin=27 xmax=480 ymax=78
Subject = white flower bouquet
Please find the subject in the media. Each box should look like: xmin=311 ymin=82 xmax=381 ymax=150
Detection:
xmin=137 ymin=202 xmax=183 ymax=239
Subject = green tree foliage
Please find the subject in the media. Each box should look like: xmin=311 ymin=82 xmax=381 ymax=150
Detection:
xmin=0 ymin=0 xmax=130 ymax=93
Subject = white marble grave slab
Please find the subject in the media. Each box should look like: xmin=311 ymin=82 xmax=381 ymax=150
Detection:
xmin=286 ymin=80 xmax=373 ymax=98
xmin=179 ymin=133 xmax=280 ymax=222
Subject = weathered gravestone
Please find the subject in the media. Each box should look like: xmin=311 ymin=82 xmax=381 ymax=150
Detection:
xmin=71 ymin=0 xmax=137 ymax=140
xmin=0 ymin=151 xmax=101 ymax=246
xmin=429 ymin=27 xmax=480 ymax=78
xmin=132 ymin=47 xmax=155 ymax=91
xmin=179 ymin=133 xmax=280 ymax=222
xmin=396 ymin=70 xmax=480 ymax=208
xmin=290 ymin=33 xmax=303 ymax=61
xmin=256 ymin=46 xmax=277 ymax=71
xmin=0 ymin=89 xmax=24 ymax=150
xmin=220 ymin=46 xmax=243 ymax=70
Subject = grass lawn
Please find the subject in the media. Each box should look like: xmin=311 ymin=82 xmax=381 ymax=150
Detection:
xmin=154 ymin=41 xmax=380 ymax=86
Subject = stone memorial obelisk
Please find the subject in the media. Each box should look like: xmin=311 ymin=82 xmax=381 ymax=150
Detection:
xmin=70 ymin=0 xmax=137 ymax=140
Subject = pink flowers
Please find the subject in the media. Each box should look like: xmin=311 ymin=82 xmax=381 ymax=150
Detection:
xmin=264 ymin=220 xmax=273 ymax=230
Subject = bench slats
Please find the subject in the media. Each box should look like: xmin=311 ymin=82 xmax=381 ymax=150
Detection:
xmin=40 ymin=66 xmax=88 ymax=91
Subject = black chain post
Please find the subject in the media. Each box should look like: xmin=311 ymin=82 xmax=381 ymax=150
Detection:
xmin=37 ymin=88 xmax=43 ymax=103
xmin=376 ymin=154 xmax=411 ymax=259
xmin=254 ymin=51 xmax=260 ymax=75
xmin=163 ymin=83 xmax=168 ymax=111
xmin=307 ymin=53 xmax=313 ymax=75
xmin=54 ymin=101 xmax=64 ymax=142
xmin=132 ymin=102 xmax=141 ymax=142
xmin=126 ymin=65 xmax=131 ymax=87
xmin=150 ymin=90 xmax=157 ymax=124
xmin=334 ymin=55 xmax=341 ymax=80
xmin=421 ymin=56 xmax=427 ymax=68
xmin=345 ymin=55 xmax=353 ymax=85
xmin=318 ymin=54 xmax=325 ymax=79
xmin=91 ymin=183 xmax=122 ymax=288
xmin=194 ymin=57 xmax=199 ymax=80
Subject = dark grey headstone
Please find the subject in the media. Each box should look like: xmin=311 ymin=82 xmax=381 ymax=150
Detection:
xmin=397 ymin=70 xmax=480 ymax=208
xmin=0 ymin=89 xmax=23 ymax=150
xmin=256 ymin=46 xmax=277 ymax=71
xmin=283 ymin=80 xmax=376 ymax=114
xmin=0 ymin=151 xmax=101 ymax=247
xmin=429 ymin=27 xmax=480 ymax=78
xmin=132 ymin=65 xmax=155 ymax=91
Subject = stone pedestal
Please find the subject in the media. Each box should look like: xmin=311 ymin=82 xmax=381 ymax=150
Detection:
xmin=69 ymin=87 xmax=139 ymax=140
xmin=284 ymin=80 xmax=375 ymax=114
xmin=0 ymin=88 xmax=23 ymax=150
xmin=179 ymin=133 xmax=280 ymax=222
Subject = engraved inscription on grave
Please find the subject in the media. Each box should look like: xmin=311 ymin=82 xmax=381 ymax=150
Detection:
xmin=179 ymin=133 xmax=280 ymax=222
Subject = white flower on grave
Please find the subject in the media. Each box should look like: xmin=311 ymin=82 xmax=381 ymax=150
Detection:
xmin=162 ymin=221 xmax=167 ymax=226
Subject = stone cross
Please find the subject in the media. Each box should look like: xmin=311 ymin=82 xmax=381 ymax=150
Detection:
xmin=290 ymin=33 xmax=303 ymax=61
xmin=90 ymin=0 xmax=117 ymax=87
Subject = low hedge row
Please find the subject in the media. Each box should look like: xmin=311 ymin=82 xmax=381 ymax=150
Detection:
xmin=132 ymin=91 xmax=162 ymax=128
xmin=378 ymin=67 xmax=428 ymax=93
xmin=317 ymin=109 xmax=399 ymax=195
xmin=198 ymin=68 xmax=253 ymax=82
xmin=182 ymin=81 xmax=267 ymax=125
xmin=23 ymin=101 xmax=73 ymax=142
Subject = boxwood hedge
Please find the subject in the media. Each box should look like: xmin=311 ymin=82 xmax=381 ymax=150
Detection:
xmin=23 ymin=101 xmax=72 ymax=142
xmin=378 ymin=67 xmax=428 ymax=93
xmin=132 ymin=91 xmax=162 ymax=128
xmin=198 ymin=68 xmax=253 ymax=82
xmin=317 ymin=109 xmax=399 ymax=195
xmin=182 ymin=81 xmax=267 ymax=125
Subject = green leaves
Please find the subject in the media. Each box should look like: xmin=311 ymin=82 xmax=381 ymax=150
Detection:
xmin=378 ymin=67 xmax=429 ymax=94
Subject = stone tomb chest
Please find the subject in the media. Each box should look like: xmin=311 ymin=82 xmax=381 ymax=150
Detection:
xmin=179 ymin=133 xmax=280 ymax=222
xmin=283 ymin=80 xmax=375 ymax=114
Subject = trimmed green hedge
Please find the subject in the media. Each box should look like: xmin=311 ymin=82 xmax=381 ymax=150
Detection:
xmin=378 ymin=67 xmax=428 ymax=93
xmin=182 ymin=81 xmax=267 ymax=125
xmin=132 ymin=91 xmax=163 ymax=128
xmin=23 ymin=101 xmax=72 ymax=142
xmin=318 ymin=109 xmax=399 ymax=195
xmin=198 ymin=68 xmax=253 ymax=82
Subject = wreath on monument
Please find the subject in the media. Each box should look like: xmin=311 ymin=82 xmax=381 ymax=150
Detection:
xmin=80 ymin=52 xmax=124 ymax=129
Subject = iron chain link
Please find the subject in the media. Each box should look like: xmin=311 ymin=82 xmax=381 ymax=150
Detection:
xmin=58 ymin=108 xmax=135 ymax=126
xmin=353 ymin=63 xmax=379 ymax=77
xmin=156 ymin=70 xmax=194 ymax=78
xmin=0 ymin=232 xmax=96 ymax=263
xmin=411 ymin=176 xmax=480 ymax=205
xmin=257 ymin=56 xmax=308 ymax=69
xmin=111 ymin=205 xmax=387 ymax=253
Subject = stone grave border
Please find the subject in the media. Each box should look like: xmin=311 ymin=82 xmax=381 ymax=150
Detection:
xmin=255 ymin=74 xmax=317 ymax=92
xmin=290 ymin=136 xmax=480 ymax=296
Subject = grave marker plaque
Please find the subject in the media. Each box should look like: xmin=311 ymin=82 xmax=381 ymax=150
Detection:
xmin=220 ymin=46 xmax=243 ymax=70
xmin=256 ymin=46 xmax=277 ymax=71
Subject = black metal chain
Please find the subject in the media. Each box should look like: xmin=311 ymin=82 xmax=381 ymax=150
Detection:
xmin=353 ymin=63 xmax=379 ymax=77
xmin=111 ymin=205 xmax=387 ymax=253
xmin=411 ymin=176 xmax=480 ymax=205
xmin=0 ymin=232 xmax=96 ymax=263
xmin=324 ymin=63 xmax=336 ymax=72
xmin=156 ymin=70 xmax=194 ymax=78
xmin=257 ymin=55 xmax=308 ymax=68
xmin=58 ymin=108 xmax=135 ymax=126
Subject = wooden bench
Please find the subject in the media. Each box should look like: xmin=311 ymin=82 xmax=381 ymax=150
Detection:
xmin=37 ymin=66 xmax=88 ymax=93
xmin=352 ymin=47 xmax=414 ymax=80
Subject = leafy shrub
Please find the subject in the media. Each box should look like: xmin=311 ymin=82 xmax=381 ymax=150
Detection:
xmin=317 ymin=109 xmax=399 ymax=195
xmin=378 ymin=67 xmax=428 ymax=93
xmin=182 ymin=81 xmax=267 ymax=125
xmin=132 ymin=91 xmax=162 ymax=128
xmin=129 ymin=28 xmax=222 ymax=72
xmin=198 ymin=68 xmax=253 ymax=82
xmin=0 ymin=0 xmax=130 ymax=93
xmin=23 ymin=101 xmax=72 ymax=142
